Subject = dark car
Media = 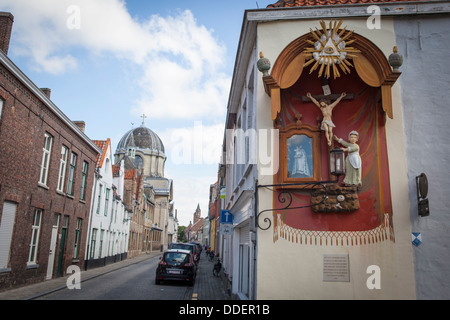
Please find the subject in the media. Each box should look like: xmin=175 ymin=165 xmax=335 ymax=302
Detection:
xmin=155 ymin=249 xmax=196 ymax=286
xmin=188 ymin=242 xmax=203 ymax=257
xmin=169 ymin=242 xmax=199 ymax=263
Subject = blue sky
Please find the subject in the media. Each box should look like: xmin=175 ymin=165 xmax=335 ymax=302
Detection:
xmin=0 ymin=0 xmax=274 ymax=226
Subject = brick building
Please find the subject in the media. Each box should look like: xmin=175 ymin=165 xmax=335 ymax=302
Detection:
xmin=0 ymin=13 xmax=100 ymax=290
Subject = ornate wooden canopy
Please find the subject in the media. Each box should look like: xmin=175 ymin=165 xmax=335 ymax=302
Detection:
xmin=261 ymin=26 xmax=400 ymax=120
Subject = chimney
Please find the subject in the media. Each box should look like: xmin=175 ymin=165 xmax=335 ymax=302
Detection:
xmin=73 ymin=121 xmax=86 ymax=133
xmin=40 ymin=88 xmax=51 ymax=98
xmin=0 ymin=12 xmax=14 ymax=55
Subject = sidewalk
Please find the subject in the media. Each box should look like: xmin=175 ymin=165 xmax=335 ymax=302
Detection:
xmin=191 ymin=252 xmax=231 ymax=300
xmin=0 ymin=252 xmax=160 ymax=300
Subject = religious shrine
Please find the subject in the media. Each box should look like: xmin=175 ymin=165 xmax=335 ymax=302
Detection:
xmin=219 ymin=0 xmax=444 ymax=300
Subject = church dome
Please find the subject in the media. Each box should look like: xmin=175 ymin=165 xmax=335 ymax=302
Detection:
xmin=116 ymin=125 xmax=165 ymax=157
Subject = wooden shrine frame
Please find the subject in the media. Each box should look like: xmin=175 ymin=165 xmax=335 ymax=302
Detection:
xmin=262 ymin=30 xmax=401 ymax=121
xmin=278 ymin=123 xmax=322 ymax=186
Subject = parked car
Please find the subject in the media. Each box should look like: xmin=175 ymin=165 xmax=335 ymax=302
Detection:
xmin=169 ymin=242 xmax=199 ymax=263
xmin=188 ymin=242 xmax=203 ymax=257
xmin=155 ymin=249 xmax=196 ymax=286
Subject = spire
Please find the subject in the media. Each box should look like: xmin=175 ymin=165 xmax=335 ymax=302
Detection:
xmin=194 ymin=204 xmax=201 ymax=223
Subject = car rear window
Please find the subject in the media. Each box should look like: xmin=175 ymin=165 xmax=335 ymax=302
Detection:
xmin=172 ymin=244 xmax=193 ymax=252
xmin=164 ymin=252 xmax=189 ymax=263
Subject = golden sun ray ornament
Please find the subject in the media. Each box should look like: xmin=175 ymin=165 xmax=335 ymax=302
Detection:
xmin=303 ymin=19 xmax=360 ymax=79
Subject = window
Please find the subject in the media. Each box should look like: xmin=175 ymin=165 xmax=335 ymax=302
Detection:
xmin=90 ymin=228 xmax=97 ymax=259
xmin=28 ymin=209 xmax=43 ymax=265
xmin=80 ymin=161 xmax=88 ymax=200
xmin=0 ymin=98 xmax=4 ymax=121
xmin=73 ymin=218 xmax=82 ymax=259
xmin=57 ymin=145 xmax=69 ymax=192
xmin=134 ymin=155 xmax=143 ymax=169
xmin=66 ymin=152 xmax=77 ymax=196
xmin=96 ymin=184 xmax=102 ymax=214
xmin=99 ymin=230 xmax=104 ymax=258
xmin=0 ymin=201 xmax=17 ymax=269
xmin=39 ymin=133 xmax=53 ymax=185
xmin=105 ymin=188 xmax=110 ymax=216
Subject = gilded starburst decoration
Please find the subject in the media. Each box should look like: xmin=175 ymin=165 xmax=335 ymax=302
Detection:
xmin=303 ymin=20 xmax=360 ymax=79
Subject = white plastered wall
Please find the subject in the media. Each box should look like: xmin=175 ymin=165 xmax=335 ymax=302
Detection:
xmin=255 ymin=17 xmax=415 ymax=299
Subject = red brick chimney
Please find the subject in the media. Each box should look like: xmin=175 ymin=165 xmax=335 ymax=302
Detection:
xmin=73 ymin=121 xmax=86 ymax=133
xmin=41 ymin=88 xmax=51 ymax=98
xmin=0 ymin=12 xmax=14 ymax=55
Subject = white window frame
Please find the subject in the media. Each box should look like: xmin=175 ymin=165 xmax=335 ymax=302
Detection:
xmin=96 ymin=184 xmax=102 ymax=214
xmin=57 ymin=145 xmax=69 ymax=192
xmin=104 ymin=188 xmax=110 ymax=216
xmin=90 ymin=228 xmax=97 ymax=259
xmin=28 ymin=209 xmax=43 ymax=265
xmin=39 ymin=133 xmax=53 ymax=186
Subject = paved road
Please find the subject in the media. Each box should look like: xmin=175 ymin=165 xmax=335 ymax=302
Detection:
xmin=36 ymin=254 xmax=193 ymax=300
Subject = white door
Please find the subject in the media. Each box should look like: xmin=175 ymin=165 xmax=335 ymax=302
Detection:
xmin=0 ymin=201 xmax=17 ymax=269
xmin=46 ymin=214 xmax=60 ymax=280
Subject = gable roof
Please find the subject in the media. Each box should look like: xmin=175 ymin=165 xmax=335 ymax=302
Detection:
xmin=92 ymin=138 xmax=110 ymax=169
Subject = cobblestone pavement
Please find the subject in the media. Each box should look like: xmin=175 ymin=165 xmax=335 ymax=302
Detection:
xmin=191 ymin=252 xmax=231 ymax=300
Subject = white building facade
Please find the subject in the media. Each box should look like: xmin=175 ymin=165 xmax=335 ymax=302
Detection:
xmin=85 ymin=139 xmax=131 ymax=269
xmin=222 ymin=0 xmax=450 ymax=300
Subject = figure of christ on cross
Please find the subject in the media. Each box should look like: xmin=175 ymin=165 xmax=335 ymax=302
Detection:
xmin=306 ymin=91 xmax=347 ymax=147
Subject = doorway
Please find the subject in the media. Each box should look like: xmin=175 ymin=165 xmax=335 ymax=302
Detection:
xmin=46 ymin=213 xmax=60 ymax=280
xmin=56 ymin=215 xmax=69 ymax=278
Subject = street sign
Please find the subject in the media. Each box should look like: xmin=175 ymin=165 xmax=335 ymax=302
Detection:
xmin=220 ymin=224 xmax=233 ymax=235
xmin=220 ymin=210 xmax=233 ymax=224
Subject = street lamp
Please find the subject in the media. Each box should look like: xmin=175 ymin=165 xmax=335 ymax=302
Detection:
xmin=330 ymin=147 xmax=345 ymax=177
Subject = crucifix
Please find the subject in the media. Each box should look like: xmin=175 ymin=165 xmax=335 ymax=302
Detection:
xmin=140 ymin=113 xmax=147 ymax=126
xmin=301 ymin=81 xmax=354 ymax=147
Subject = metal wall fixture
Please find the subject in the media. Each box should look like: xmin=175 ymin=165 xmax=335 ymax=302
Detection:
xmin=416 ymin=173 xmax=430 ymax=217
xmin=255 ymin=148 xmax=345 ymax=230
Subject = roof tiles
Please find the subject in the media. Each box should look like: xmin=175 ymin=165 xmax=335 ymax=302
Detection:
xmin=267 ymin=0 xmax=423 ymax=7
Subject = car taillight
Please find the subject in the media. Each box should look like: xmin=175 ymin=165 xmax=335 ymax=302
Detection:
xmin=159 ymin=259 xmax=167 ymax=266
xmin=185 ymin=256 xmax=193 ymax=267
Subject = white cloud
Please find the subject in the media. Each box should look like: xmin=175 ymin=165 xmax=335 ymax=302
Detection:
xmin=159 ymin=122 xmax=224 ymax=167
xmin=1 ymin=0 xmax=229 ymax=227
xmin=1 ymin=0 xmax=230 ymax=120
xmin=166 ymin=171 xmax=216 ymax=227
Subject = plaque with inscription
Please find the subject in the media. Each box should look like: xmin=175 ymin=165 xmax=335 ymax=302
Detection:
xmin=323 ymin=254 xmax=350 ymax=282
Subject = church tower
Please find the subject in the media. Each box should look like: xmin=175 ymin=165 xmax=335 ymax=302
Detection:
xmin=115 ymin=116 xmax=174 ymax=253
xmin=193 ymin=204 xmax=201 ymax=223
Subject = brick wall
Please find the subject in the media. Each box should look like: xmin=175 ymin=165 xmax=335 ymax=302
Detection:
xmin=0 ymin=60 xmax=99 ymax=290
xmin=0 ymin=12 xmax=13 ymax=55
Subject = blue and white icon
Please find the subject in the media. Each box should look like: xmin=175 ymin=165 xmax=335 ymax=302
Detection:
xmin=220 ymin=210 xmax=233 ymax=224
xmin=411 ymin=232 xmax=422 ymax=247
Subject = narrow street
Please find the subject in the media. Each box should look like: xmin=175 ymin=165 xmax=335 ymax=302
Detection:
xmin=36 ymin=254 xmax=193 ymax=300
xmin=0 ymin=251 xmax=229 ymax=300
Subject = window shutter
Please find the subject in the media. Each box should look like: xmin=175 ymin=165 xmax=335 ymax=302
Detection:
xmin=239 ymin=223 xmax=250 ymax=245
